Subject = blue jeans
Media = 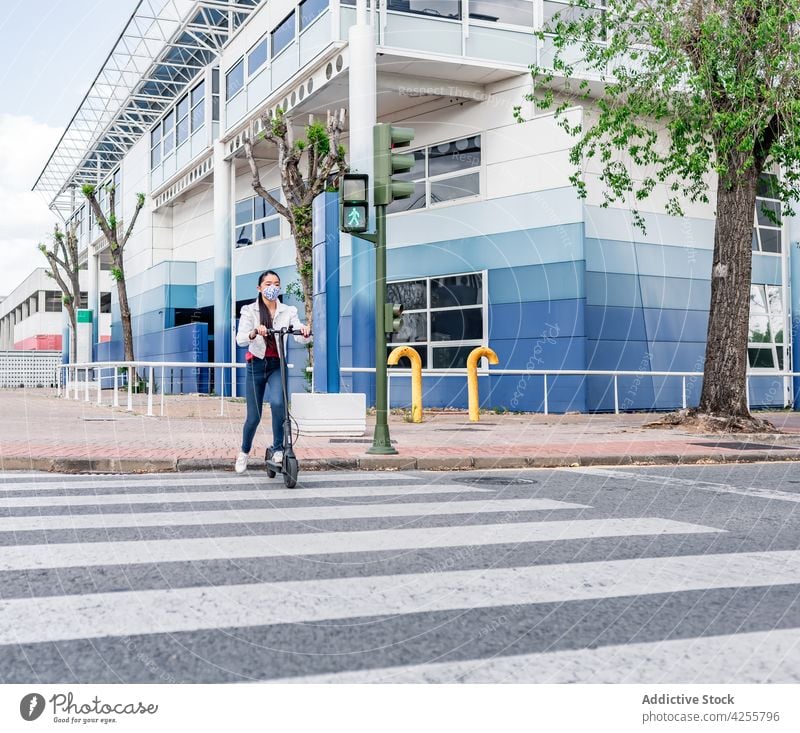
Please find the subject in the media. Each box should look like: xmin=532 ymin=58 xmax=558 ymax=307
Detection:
xmin=241 ymin=356 xmax=285 ymax=454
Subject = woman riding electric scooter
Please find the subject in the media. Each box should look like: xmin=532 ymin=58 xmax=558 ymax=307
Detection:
xmin=234 ymin=270 xmax=310 ymax=478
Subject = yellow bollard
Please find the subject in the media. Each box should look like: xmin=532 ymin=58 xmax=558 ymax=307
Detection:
xmin=467 ymin=346 xmax=499 ymax=422
xmin=387 ymin=346 xmax=423 ymax=422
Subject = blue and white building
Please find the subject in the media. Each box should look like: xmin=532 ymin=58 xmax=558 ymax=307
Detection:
xmin=33 ymin=0 xmax=800 ymax=411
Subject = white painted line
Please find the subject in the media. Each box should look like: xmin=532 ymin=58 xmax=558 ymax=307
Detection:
xmin=268 ymin=628 xmax=800 ymax=684
xmin=0 ymin=484 xmax=489 ymax=508
xmin=571 ymin=467 xmax=800 ymax=504
xmin=0 ymin=517 xmax=719 ymax=571
xmin=0 ymin=498 xmax=588 ymax=532
xmin=0 ymin=472 xmax=424 ymax=492
xmin=0 ymin=548 xmax=794 ymax=646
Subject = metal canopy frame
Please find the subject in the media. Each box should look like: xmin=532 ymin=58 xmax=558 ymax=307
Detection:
xmin=33 ymin=0 xmax=262 ymax=216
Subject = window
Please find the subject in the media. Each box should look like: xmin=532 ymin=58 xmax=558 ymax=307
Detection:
xmin=272 ymin=11 xmax=296 ymax=56
xmin=212 ymin=68 xmax=220 ymax=121
xmin=387 ymin=272 xmax=486 ymax=369
xmin=469 ymin=0 xmax=534 ymax=25
xmin=752 ymin=173 xmax=782 ymax=254
xmin=151 ymin=124 xmax=162 ymax=167
xmin=45 ymin=291 xmax=63 ymax=312
xmin=749 ymin=284 xmax=785 ymax=370
xmin=300 ymin=0 xmax=328 ymax=29
xmin=542 ymin=0 xmax=606 ymax=40
xmin=191 ymin=80 xmax=205 ymax=132
xmin=387 ymin=0 xmax=461 ymax=20
xmin=100 ymin=292 xmax=112 ymax=314
xmin=248 ymin=38 xmax=269 ymax=76
xmin=176 ymin=94 xmax=189 ymax=147
xmin=163 ymin=110 xmax=175 ymax=155
xmin=388 ymin=135 xmax=482 ymax=214
xmin=226 ymin=59 xmax=245 ymax=99
xmin=234 ymin=189 xmax=282 ymax=247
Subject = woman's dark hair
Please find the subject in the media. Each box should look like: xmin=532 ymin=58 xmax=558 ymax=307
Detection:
xmin=258 ymin=270 xmax=280 ymax=286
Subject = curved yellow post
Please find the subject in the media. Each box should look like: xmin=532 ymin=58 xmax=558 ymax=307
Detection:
xmin=387 ymin=346 xmax=423 ymax=422
xmin=467 ymin=346 xmax=499 ymax=422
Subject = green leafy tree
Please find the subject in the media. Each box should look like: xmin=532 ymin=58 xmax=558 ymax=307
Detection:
xmin=82 ymin=184 xmax=145 ymax=363
xmin=526 ymin=0 xmax=800 ymax=430
xmin=38 ymin=223 xmax=80 ymax=365
xmin=244 ymin=109 xmax=347 ymax=334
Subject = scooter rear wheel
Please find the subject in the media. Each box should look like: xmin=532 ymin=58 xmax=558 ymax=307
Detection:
xmin=283 ymin=457 xmax=298 ymax=488
xmin=265 ymin=449 xmax=276 ymax=478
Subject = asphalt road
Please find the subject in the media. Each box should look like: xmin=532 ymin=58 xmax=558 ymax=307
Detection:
xmin=0 ymin=462 xmax=798 ymax=684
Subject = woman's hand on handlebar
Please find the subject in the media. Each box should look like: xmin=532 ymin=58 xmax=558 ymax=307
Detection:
xmin=255 ymin=324 xmax=269 ymax=337
xmin=297 ymin=324 xmax=311 ymax=338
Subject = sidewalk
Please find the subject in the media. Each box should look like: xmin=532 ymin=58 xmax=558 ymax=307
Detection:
xmin=2 ymin=389 xmax=800 ymax=473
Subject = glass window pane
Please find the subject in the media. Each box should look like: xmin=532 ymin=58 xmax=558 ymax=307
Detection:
xmin=388 ymin=0 xmax=461 ymax=20
xmin=748 ymin=315 xmax=771 ymax=343
xmin=766 ymin=285 xmax=783 ymax=314
xmin=431 ymin=274 xmax=483 ymax=308
xmin=431 ymin=172 xmax=480 ymax=203
xmin=162 ymin=112 xmax=174 ymax=154
xmin=191 ymin=80 xmax=205 ymax=107
xmin=432 ymin=345 xmax=477 ymax=369
xmin=151 ymin=144 xmax=161 ymax=167
xmin=226 ymin=59 xmax=244 ymax=98
xmin=212 ymin=68 xmax=220 ymax=94
xmin=777 ymin=348 xmax=784 ymax=370
xmin=757 ymin=173 xmax=780 ymax=199
xmin=752 ymin=230 xmax=759 ymax=251
xmin=771 ymin=316 xmax=784 ymax=344
xmin=255 ymin=195 xmax=277 ymax=219
xmin=248 ymin=38 xmax=269 ymax=75
xmin=428 ymin=136 xmax=481 ymax=177
xmin=235 ymin=224 xmax=253 ymax=247
xmin=300 ymin=0 xmax=328 ymax=30
xmin=756 ymin=200 xmax=781 ymax=227
xmin=151 ymin=124 xmax=161 ymax=145
xmin=212 ymin=95 xmax=220 ymax=121
xmin=235 ymin=198 xmax=253 ymax=226
xmin=431 ymin=308 xmax=483 ymax=341
xmin=176 ymin=116 xmax=189 ymax=145
xmin=387 ymin=280 xmax=427 ymax=310
xmin=256 ymin=219 xmax=280 ymax=241
xmin=387 ymin=345 xmax=427 ymax=369
xmin=749 ymin=285 xmax=767 ymax=314
xmin=272 ymin=11 xmax=295 ymax=56
xmin=748 ymin=347 xmax=774 ymax=369
xmin=758 ymin=228 xmax=781 ymax=253
xmin=388 ymin=312 xmax=427 ymax=343
xmin=469 ymin=0 xmax=534 ymax=25
xmin=387 ymin=181 xmax=426 ymax=214
xmin=177 ymin=94 xmax=189 ymax=120
xmin=191 ymin=103 xmax=204 ymax=132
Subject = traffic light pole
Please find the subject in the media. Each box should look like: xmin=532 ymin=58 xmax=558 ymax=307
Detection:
xmin=366 ymin=203 xmax=397 ymax=454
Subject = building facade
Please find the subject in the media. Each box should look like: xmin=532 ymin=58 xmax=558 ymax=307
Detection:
xmin=0 ymin=268 xmax=112 ymax=353
xmin=32 ymin=0 xmax=800 ymax=411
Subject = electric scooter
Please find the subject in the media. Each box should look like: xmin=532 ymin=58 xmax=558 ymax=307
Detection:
xmin=264 ymin=324 xmax=304 ymax=488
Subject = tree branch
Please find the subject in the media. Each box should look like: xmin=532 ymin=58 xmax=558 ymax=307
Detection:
xmin=121 ymin=193 xmax=146 ymax=249
xmin=244 ymin=136 xmax=293 ymax=220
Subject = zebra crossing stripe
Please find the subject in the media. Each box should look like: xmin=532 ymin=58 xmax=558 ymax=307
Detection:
xmin=0 ymin=549 xmax=795 ymax=646
xmin=0 ymin=472 xmax=425 ymax=492
xmin=0 ymin=484 xmax=489 ymax=508
xmin=0 ymin=497 xmax=587 ymax=532
xmin=264 ymin=628 xmax=800 ymax=684
xmin=0 ymin=517 xmax=720 ymax=571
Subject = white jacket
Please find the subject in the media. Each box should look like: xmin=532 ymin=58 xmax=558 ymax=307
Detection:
xmin=236 ymin=299 xmax=311 ymax=359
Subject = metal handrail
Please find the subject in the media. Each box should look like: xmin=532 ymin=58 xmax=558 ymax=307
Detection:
xmin=57 ymin=361 xmax=799 ymax=417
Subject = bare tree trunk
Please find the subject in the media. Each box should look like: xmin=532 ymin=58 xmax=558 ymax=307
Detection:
xmin=114 ymin=259 xmax=135 ymax=363
xmin=293 ymin=211 xmax=314 ymax=330
xmin=67 ymin=307 xmax=77 ymax=366
xmin=698 ymin=165 xmax=758 ymax=418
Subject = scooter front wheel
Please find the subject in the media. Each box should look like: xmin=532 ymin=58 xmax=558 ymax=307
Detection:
xmin=283 ymin=457 xmax=298 ymax=488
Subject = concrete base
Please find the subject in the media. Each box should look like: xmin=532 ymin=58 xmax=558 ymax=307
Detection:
xmin=291 ymin=392 xmax=366 ymax=436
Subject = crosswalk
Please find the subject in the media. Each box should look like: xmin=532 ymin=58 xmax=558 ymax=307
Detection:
xmin=0 ymin=468 xmax=798 ymax=683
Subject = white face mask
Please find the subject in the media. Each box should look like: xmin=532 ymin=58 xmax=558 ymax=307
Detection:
xmin=261 ymin=284 xmax=280 ymax=301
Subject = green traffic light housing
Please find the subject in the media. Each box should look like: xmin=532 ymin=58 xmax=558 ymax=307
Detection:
xmin=374 ymin=123 xmax=416 ymax=206
xmin=385 ymin=302 xmax=404 ymax=333
xmin=339 ymin=173 xmax=369 ymax=233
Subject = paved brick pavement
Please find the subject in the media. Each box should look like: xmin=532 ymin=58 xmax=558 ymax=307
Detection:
xmin=1 ymin=389 xmax=799 ymax=473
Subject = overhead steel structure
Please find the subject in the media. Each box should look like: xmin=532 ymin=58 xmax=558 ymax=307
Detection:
xmin=33 ymin=0 xmax=263 ymax=216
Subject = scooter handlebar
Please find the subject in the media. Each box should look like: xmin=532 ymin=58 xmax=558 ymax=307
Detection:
xmin=264 ymin=325 xmax=312 ymax=336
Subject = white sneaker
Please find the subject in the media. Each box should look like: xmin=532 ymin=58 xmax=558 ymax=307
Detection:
xmin=235 ymin=451 xmax=249 ymax=474
xmin=271 ymin=450 xmax=284 ymax=464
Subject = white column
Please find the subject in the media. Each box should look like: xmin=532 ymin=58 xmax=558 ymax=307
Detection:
xmin=87 ymin=246 xmax=99 ymax=360
xmin=213 ymin=140 xmax=232 ymax=396
xmin=349 ymin=0 xmax=377 ymax=208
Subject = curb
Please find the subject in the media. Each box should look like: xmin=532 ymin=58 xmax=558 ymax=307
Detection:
xmin=1 ymin=450 xmax=798 ymax=474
